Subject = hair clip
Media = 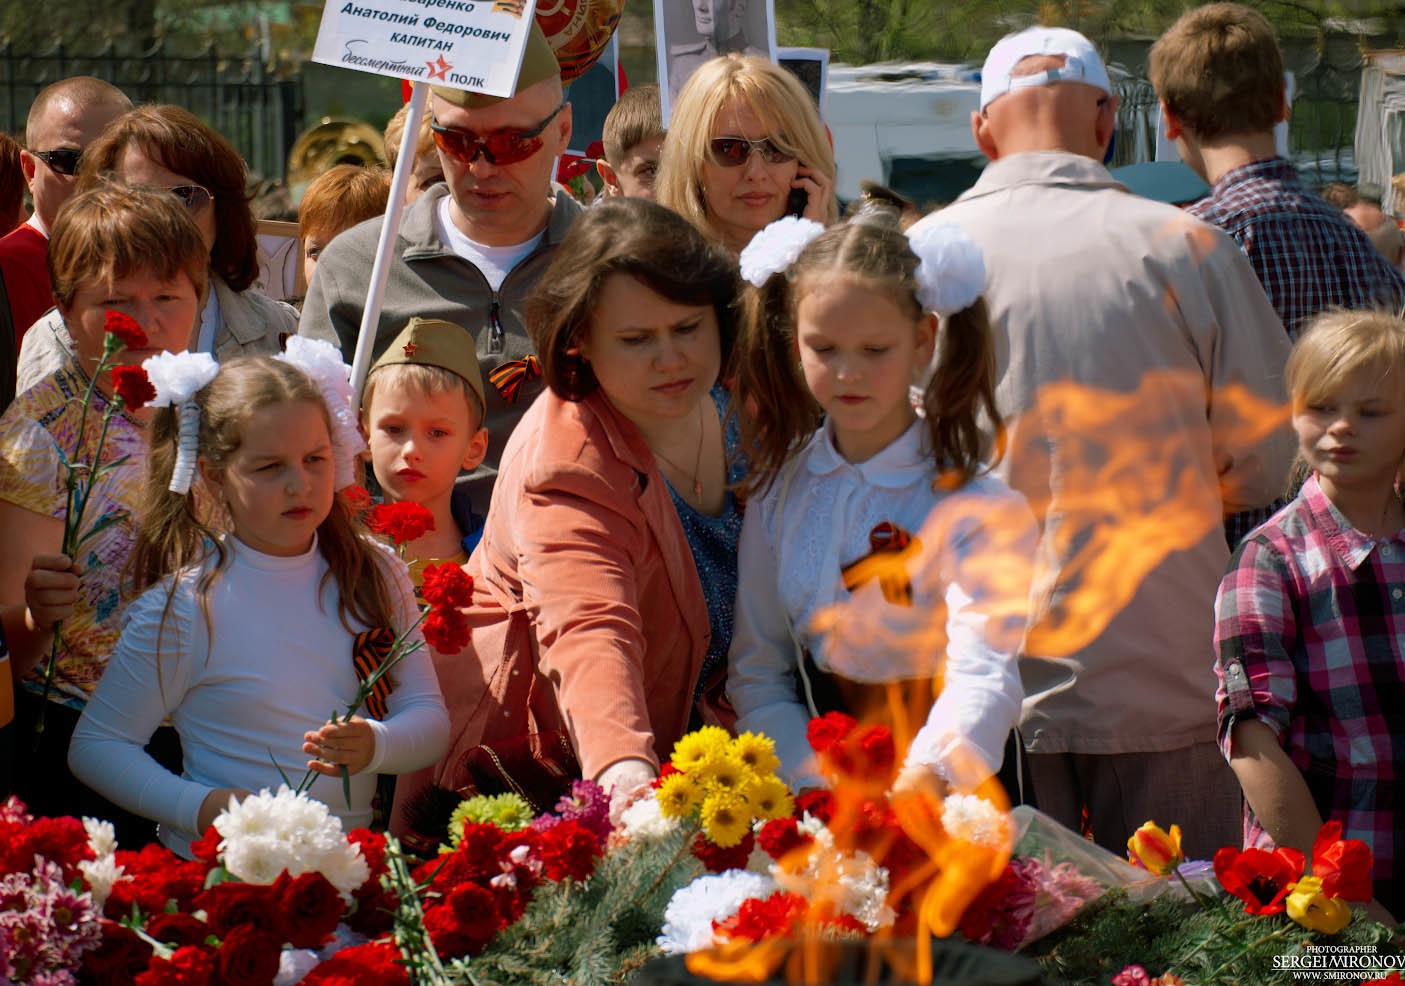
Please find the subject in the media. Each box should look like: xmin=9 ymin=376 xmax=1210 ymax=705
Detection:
xmin=906 ymin=222 xmax=986 ymax=317
xmin=278 ymin=337 xmax=368 ymax=491
xmin=142 ymin=351 xmax=220 ymax=494
xmin=738 ymin=216 xmax=826 ymax=288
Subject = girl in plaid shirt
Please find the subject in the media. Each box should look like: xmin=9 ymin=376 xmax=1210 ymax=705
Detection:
xmin=1215 ymin=310 xmax=1405 ymax=922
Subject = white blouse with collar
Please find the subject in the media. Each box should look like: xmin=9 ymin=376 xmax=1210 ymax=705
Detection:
xmin=727 ymin=420 xmax=1035 ymax=791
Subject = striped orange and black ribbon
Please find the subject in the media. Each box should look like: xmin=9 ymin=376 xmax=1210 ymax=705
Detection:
xmin=352 ymin=627 xmax=396 ymax=720
xmin=841 ymin=521 xmax=921 ymax=606
xmin=488 ymin=355 xmax=542 ymax=404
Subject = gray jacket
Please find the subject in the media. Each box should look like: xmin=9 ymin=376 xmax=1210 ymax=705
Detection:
xmin=298 ymin=184 xmax=584 ymax=496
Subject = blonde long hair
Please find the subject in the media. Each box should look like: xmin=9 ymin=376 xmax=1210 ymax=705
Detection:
xmin=655 ymin=54 xmax=838 ymax=248
xmin=129 ymin=357 xmax=398 ymax=645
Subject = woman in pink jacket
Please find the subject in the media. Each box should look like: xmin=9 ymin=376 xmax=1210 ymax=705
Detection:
xmin=392 ymin=199 xmax=743 ymax=843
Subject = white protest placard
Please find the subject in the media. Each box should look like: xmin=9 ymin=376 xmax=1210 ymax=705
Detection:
xmin=313 ymin=0 xmax=538 ymax=98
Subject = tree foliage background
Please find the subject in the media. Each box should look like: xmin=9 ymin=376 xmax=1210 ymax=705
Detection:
xmin=2 ymin=0 xmax=1404 ymax=64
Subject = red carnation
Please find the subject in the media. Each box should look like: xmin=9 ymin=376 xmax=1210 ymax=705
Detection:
xmin=189 ymin=826 xmax=221 ymax=866
xmin=413 ymin=822 xmax=504 ymax=887
xmin=756 ymin=817 xmax=813 ymax=861
xmin=422 ymin=606 xmax=470 ymax=653
xmin=347 ymin=827 xmax=387 ymax=881
xmin=536 ymin=819 xmax=604 ymax=881
xmin=692 ymin=829 xmax=755 ymax=873
xmin=273 ymin=870 xmax=345 ymax=948
xmin=342 ymin=485 xmax=373 ymax=514
xmin=794 ymin=788 xmax=835 ymax=825
xmin=135 ymin=944 xmax=216 ymax=986
xmin=104 ymin=310 xmax=150 ymax=351
xmin=421 ymin=563 xmax=474 ymax=608
xmin=82 ymin=920 xmax=155 ymax=986
xmin=22 ymin=815 xmax=94 ymax=883
xmin=424 ymin=900 xmax=500 ymax=959
xmin=1213 ymin=844 xmax=1305 ymax=915
xmin=212 ymin=925 xmax=281 ymax=986
xmin=195 ymin=880 xmax=281 ymax=937
xmin=715 ymin=891 xmax=806 ymax=943
xmin=145 ymin=912 xmax=211 ymax=948
xmin=112 ymin=364 xmax=157 ymax=410
xmin=366 ymin=501 xmax=435 ymax=546
xmin=1311 ymin=821 xmax=1374 ymax=902
xmin=806 ymin=711 xmax=857 ymax=755
xmin=653 ymin=761 xmax=681 ymax=789
xmin=299 ymin=941 xmax=409 ymax=986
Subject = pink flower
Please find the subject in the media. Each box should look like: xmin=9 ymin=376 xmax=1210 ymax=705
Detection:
xmin=1111 ymin=965 xmax=1153 ymax=986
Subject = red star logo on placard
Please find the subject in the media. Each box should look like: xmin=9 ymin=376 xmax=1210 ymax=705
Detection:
xmin=403 ymin=342 xmax=419 ymax=357
xmin=426 ymin=55 xmax=452 ymax=81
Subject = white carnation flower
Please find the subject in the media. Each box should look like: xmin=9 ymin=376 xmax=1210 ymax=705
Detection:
xmin=83 ymin=816 xmax=118 ymax=858
xmin=215 ymin=786 xmax=369 ymax=900
xmin=941 ymin=793 xmax=1011 ymax=850
xmin=77 ymin=855 xmax=126 ymax=910
xmin=618 ymin=793 xmax=679 ymax=842
xmin=658 ymin=870 xmax=776 ymax=954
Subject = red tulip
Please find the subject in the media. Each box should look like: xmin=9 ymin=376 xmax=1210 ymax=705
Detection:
xmin=1212 ymin=844 xmax=1305 ymax=915
xmin=1311 ymin=820 xmax=1374 ymax=902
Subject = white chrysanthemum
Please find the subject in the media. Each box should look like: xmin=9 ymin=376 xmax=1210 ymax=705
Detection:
xmin=738 ymin=216 xmax=826 ymax=287
xmin=142 ymin=350 xmax=220 ymax=406
xmin=276 ymin=948 xmax=321 ymax=986
xmin=214 ymin=786 xmax=369 ymax=900
xmin=941 ymin=793 xmax=1011 ymax=850
xmin=796 ymin=812 xmax=827 ymax=838
xmin=618 ymin=792 xmax=679 ymax=842
xmin=771 ymin=839 xmax=895 ymax=933
xmin=906 ymin=221 xmax=986 ymax=316
xmin=278 ymin=336 xmax=367 ymax=489
xmin=658 ymin=870 xmax=777 ymax=954
xmin=77 ymin=855 xmax=126 ymax=910
xmin=83 ymin=816 xmax=117 ymax=858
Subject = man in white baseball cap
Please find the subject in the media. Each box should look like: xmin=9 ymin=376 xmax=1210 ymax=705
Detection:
xmin=907 ymin=25 xmax=1295 ymax=861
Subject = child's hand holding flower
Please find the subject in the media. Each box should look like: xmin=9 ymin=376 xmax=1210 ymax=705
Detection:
xmin=303 ymin=715 xmax=376 ymax=777
xmin=22 ymin=553 xmax=83 ymax=635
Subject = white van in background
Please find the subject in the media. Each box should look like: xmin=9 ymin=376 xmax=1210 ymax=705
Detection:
xmin=824 ymin=62 xmax=986 ymax=207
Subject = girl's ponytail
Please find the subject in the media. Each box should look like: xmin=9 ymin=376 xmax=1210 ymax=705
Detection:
xmin=920 ymin=297 xmax=1005 ymax=487
xmin=733 ymin=271 xmax=821 ymax=497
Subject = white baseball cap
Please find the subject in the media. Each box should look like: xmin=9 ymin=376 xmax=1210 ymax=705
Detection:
xmin=979 ymin=26 xmax=1112 ymax=111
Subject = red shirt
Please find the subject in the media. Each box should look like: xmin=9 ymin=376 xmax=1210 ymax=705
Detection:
xmin=0 ymin=223 xmax=53 ymax=346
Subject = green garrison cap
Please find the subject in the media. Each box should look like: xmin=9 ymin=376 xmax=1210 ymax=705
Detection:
xmin=431 ymin=19 xmax=561 ymax=109
xmin=370 ymin=317 xmax=486 ymax=412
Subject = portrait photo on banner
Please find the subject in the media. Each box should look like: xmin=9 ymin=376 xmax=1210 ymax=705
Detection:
xmin=655 ymin=0 xmax=777 ymax=121
xmin=566 ymin=35 xmax=621 ymax=157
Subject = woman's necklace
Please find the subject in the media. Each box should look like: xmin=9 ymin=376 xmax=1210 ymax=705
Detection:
xmin=652 ymin=402 xmax=706 ymax=500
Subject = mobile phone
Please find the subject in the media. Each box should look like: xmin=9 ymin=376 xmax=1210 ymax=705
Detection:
xmin=786 ymin=185 xmax=809 ymax=217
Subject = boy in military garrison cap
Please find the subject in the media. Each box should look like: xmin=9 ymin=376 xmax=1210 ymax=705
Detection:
xmin=362 ymin=317 xmax=490 ymax=586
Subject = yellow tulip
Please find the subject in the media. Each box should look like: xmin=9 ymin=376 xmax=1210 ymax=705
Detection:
xmin=1285 ymin=876 xmax=1351 ymax=934
xmin=1127 ymin=821 xmax=1184 ymax=876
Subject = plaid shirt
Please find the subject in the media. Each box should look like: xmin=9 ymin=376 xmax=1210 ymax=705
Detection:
xmin=1201 ymin=157 xmax=1405 ymax=549
xmin=1189 ymin=157 xmax=1405 ymax=341
xmin=1214 ymin=475 xmax=1405 ymax=910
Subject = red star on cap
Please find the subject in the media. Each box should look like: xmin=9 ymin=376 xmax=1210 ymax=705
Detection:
xmin=403 ymin=342 xmax=419 ymax=357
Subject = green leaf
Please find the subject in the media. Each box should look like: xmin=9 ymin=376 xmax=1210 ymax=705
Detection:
xmin=74 ymin=510 xmax=131 ymax=549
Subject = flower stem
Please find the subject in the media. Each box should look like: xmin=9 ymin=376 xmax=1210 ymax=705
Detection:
xmin=383 ymin=834 xmax=452 ymax=986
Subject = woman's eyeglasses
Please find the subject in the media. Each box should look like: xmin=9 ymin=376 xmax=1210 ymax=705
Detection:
xmin=31 ymin=148 xmax=82 ymax=176
xmin=430 ymin=103 xmax=566 ymax=166
xmin=707 ymin=136 xmax=795 ymax=167
xmin=168 ymin=184 xmax=214 ymax=212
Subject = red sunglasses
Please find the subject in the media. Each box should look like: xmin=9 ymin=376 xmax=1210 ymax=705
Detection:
xmin=430 ymin=103 xmax=566 ymax=166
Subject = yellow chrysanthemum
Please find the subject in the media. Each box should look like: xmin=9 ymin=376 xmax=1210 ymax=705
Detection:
xmin=744 ymin=775 xmax=795 ymax=821
xmin=699 ymin=791 xmax=751 ymax=848
xmin=693 ymin=754 xmax=756 ymax=796
xmin=656 ymin=771 xmax=704 ymax=819
xmin=670 ymin=725 xmax=732 ymax=773
xmin=729 ymin=732 xmax=781 ymax=777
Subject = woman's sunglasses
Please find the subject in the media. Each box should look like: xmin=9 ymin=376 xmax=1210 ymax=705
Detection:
xmin=31 ymin=148 xmax=82 ymax=176
xmin=168 ymin=184 xmax=214 ymax=212
xmin=430 ymin=103 xmax=566 ymax=166
xmin=708 ymin=136 xmax=795 ymax=167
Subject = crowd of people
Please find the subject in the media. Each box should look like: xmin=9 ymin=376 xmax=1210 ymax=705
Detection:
xmin=0 ymin=1 xmax=1402 ymax=925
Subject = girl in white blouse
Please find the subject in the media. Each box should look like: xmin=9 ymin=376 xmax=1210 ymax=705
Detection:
xmin=70 ymin=355 xmax=448 ymax=856
xmin=726 ymin=210 xmax=1036 ymax=797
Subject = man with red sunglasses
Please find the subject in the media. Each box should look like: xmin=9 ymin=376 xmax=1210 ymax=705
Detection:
xmin=301 ymin=21 xmax=583 ymax=511
xmin=0 ymin=77 xmax=131 ymax=358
